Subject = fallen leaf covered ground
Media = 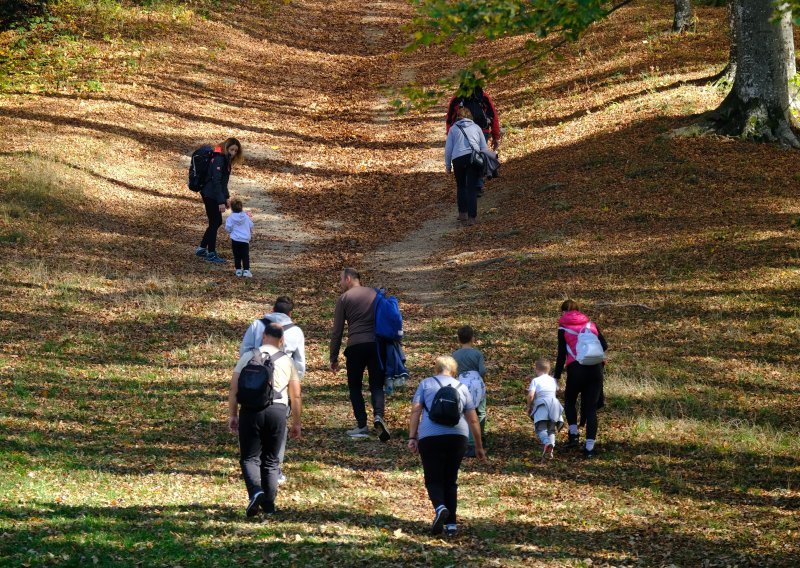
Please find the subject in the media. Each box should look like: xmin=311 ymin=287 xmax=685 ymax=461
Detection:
xmin=0 ymin=0 xmax=798 ymax=566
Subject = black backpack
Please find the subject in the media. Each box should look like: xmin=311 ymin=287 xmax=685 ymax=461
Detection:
xmin=424 ymin=376 xmax=464 ymax=427
xmin=461 ymin=96 xmax=490 ymax=129
xmin=237 ymin=349 xmax=286 ymax=410
xmin=188 ymin=144 xmax=215 ymax=192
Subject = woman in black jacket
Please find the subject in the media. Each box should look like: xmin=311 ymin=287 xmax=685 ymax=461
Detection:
xmin=195 ymin=137 xmax=243 ymax=264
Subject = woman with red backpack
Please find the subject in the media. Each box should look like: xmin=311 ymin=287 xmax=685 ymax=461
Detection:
xmin=195 ymin=137 xmax=243 ymax=264
xmin=553 ymin=300 xmax=608 ymax=458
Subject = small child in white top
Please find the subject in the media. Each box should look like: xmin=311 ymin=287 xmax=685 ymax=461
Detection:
xmin=526 ymin=357 xmax=564 ymax=460
xmin=224 ymin=197 xmax=254 ymax=277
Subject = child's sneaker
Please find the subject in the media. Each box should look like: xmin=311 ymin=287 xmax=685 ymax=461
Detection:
xmin=235 ymin=269 xmax=243 ymax=277
xmin=242 ymin=269 xmax=253 ymax=278
xmin=542 ymin=444 xmax=554 ymax=461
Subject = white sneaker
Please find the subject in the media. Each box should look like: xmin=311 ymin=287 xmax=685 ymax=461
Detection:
xmin=346 ymin=425 xmax=369 ymax=438
xmin=235 ymin=269 xmax=243 ymax=277
xmin=242 ymin=270 xmax=253 ymax=278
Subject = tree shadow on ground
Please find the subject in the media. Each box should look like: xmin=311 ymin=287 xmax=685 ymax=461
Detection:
xmin=0 ymin=501 xmax=791 ymax=566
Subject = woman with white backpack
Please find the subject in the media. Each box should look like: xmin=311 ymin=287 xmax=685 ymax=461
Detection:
xmin=553 ymin=300 xmax=608 ymax=458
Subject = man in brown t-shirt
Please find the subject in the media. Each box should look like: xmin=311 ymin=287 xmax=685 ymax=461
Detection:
xmin=330 ymin=268 xmax=391 ymax=441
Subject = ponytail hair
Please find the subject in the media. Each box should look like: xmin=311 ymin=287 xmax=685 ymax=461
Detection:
xmin=560 ymin=299 xmax=580 ymax=312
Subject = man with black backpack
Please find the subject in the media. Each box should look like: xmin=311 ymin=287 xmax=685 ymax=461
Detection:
xmin=228 ymin=323 xmax=302 ymax=517
xmin=239 ymin=296 xmax=306 ymax=485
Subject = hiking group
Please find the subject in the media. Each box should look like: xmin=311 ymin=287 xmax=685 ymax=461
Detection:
xmin=187 ymin=85 xmax=501 ymax=277
xmin=227 ymin=268 xmax=608 ymax=537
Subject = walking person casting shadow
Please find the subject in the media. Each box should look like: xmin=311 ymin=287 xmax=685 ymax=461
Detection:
xmin=408 ymin=356 xmax=486 ymax=537
xmin=445 ymin=107 xmax=489 ymax=226
xmin=553 ymin=299 xmax=608 ymax=458
xmin=329 ymin=268 xmax=391 ymax=442
xmin=194 ymin=137 xmax=243 ymax=264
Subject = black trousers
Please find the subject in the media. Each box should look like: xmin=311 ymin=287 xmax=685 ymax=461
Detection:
xmin=564 ymin=362 xmax=604 ymax=440
xmin=200 ymin=195 xmax=223 ymax=253
xmin=345 ymin=342 xmax=385 ymax=428
xmin=231 ymin=240 xmax=250 ymax=270
xmin=238 ymin=403 xmax=287 ymax=503
xmin=419 ymin=435 xmax=467 ymax=524
xmin=453 ymin=154 xmax=481 ymax=219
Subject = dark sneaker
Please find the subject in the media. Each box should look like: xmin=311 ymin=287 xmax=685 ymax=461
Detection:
xmin=195 ymin=247 xmax=208 ymax=258
xmin=246 ymin=491 xmax=265 ymax=517
xmin=206 ymin=252 xmax=226 ymax=264
xmin=444 ymin=524 xmax=458 ymax=538
xmin=582 ymin=446 xmax=596 ymax=459
xmin=565 ymin=433 xmax=580 ymax=448
xmin=262 ymin=500 xmax=276 ymax=516
xmin=431 ymin=506 xmax=449 ymax=535
xmin=374 ymin=416 xmax=391 ymax=442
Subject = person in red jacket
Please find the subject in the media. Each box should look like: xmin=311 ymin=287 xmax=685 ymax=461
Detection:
xmin=445 ymin=86 xmax=500 ymax=196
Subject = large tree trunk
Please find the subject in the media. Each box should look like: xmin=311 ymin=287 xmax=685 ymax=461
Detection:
xmin=672 ymin=0 xmax=695 ymax=33
xmin=714 ymin=2 xmax=738 ymax=85
xmin=706 ymin=0 xmax=799 ymax=147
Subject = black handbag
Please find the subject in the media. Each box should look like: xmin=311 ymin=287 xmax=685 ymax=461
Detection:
xmin=455 ymin=123 xmax=485 ymax=169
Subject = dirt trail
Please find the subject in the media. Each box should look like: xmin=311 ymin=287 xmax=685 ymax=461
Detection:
xmin=356 ymin=1 xmax=508 ymax=305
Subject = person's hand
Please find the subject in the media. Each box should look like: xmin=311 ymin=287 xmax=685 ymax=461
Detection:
xmin=475 ymin=448 xmax=487 ymax=461
xmin=492 ymin=139 xmax=500 ymax=151
xmin=226 ymin=198 xmax=231 ymax=209
xmin=330 ymin=361 xmax=339 ymax=373
xmin=289 ymin=423 xmax=301 ymax=440
xmin=407 ymin=439 xmax=419 ymax=454
xmin=228 ymin=416 xmax=239 ymax=433
xmin=218 ymin=203 xmax=226 ymax=213
xmin=245 ymin=210 xmax=253 ymax=219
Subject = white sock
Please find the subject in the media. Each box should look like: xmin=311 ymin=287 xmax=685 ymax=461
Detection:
xmin=537 ymin=429 xmax=550 ymax=446
xmin=568 ymin=424 xmax=578 ymax=435
xmin=549 ymin=433 xmax=556 ymax=446
xmin=585 ymin=439 xmax=595 ymax=451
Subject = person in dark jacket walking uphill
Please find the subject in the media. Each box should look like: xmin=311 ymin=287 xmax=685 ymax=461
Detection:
xmin=329 ymin=268 xmax=391 ymax=442
xmin=553 ymin=300 xmax=608 ymax=458
xmin=196 ymin=137 xmax=243 ymax=264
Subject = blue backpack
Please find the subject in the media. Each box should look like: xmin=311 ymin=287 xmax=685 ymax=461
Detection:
xmin=373 ymin=288 xmax=403 ymax=342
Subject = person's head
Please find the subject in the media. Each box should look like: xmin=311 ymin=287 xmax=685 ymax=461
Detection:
xmin=221 ymin=137 xmax=243 ymax=165
xmin=273 ymin=296 xmax=294 ymax=316
xmin=560 ymin=299 xmax=580 ymax=313
xmin=457 ymin=325 xmax=474 ymax=346
xmin=456 ymin=106 xmax=473 ymax=121
xmin=339 ymin=268 xmax=361 ymax=293
xmin=230 ymin=197 xmax=243 ymax=213
xmin=434 ymin=355 xmax=459 ymax=378
xmin=260 ymin=321 xmax=284 ymax=347
xmin=534 ymin=357 xmax=551 ymax=376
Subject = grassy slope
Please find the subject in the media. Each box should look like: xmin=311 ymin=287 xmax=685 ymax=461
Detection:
xmin=1 ymin=1 xmax=798 ymax=566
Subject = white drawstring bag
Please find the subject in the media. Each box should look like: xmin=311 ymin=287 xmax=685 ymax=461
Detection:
xmin=560 ymin=323 xmax=605 ymax=365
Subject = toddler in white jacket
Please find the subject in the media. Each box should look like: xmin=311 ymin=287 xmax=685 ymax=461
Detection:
xmin=527 ymin=357 xmax=564 ymax=461
xmin=224 ymin=197 xmax=254 ymax=277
